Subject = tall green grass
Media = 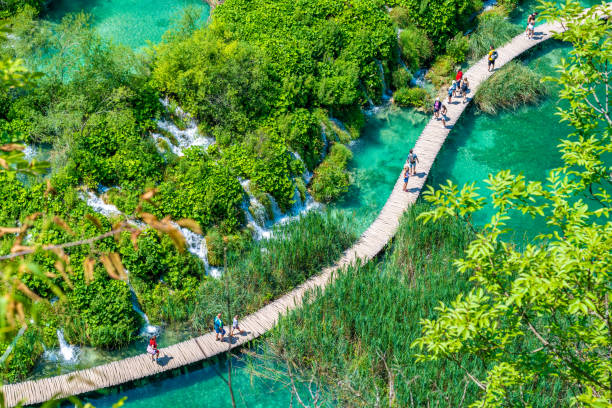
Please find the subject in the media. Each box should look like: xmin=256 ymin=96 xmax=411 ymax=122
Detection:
xmin=265 ymin=204 xmax=572 ymax=406
xmin=266 ymin=204 xmax=481 ymax=406
xmin=191 ymin=211 xmax=357 ymax=332
xmin=475 ymin=60 xmax=548 ymax=114
xmin=467 ymin=14 xmax=522 ymax=63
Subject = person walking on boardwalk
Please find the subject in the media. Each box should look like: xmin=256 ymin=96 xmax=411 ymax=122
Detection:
xmin=147 ymin=335 xmax=160 ymax=362
xmin=454 ymin=69 xmax=463 ymax=96
xmin=488 ymin=45 xmax=498 ymax=72
xmin=526 ymin=12 xmax=537 ymax=39
xmin=447 ymin=80 xmax=457 ymax=103
xmin=230 ymin=315 xmax=241 ymax=336
xmin=214 ymin=313 xmax=226 ymax=341
xmin=461 ymin=77 xmax=470 ymax=103
xmin=403 ymin=165 xmax=410 ymax=192
xmin=440 ymin=104 xmax=448 ymax=127
xmin=407 ymin=149 xmax=419 ymax=176
xmin=433 ymin=97 xmax=442 ymax=118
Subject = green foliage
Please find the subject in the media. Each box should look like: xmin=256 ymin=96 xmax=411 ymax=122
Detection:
xmin=475 ymin=60 xmax=547 ymax=114
xmin=390 ymin=0 xmax=483 ymax=47
xmin=0 ymin=0 xmax=44 ymax=18
xmin=413 ymin=3 xmax=612 ymax=406
xmin=446 ymin=33 xmax=470 ymax=64
xmin=0 ymin=327 xmax=44 ymax=382
xmin=391 ymin=68 xmax=412 ymax=90
xmin=426 ymin=55 xmax=456 ymax=88
xmin=267 ymin=204 xmax=479 ymax=406
xmin=310 ymin=143 xmax=353 ymax=203
xmin=191 ymin=211 xmax=357 ymax=331
xmin=467 ymin=14 xmax=522 ymax=63
xmin=155 ymin=147 xmax=244 ymax=232
xmin=398 ymin=25 xmax=433 ymax=70
xmin=389 ymin=6 xmax=412 ymax=28
xmin=394 ymin=86 xmax=429 ymax=109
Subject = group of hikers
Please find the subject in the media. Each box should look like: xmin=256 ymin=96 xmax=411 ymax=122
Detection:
xmin=146 ymin=313 xmax=243 ymax=362
xmin=146 ymin=11 xmax=542 ymax=362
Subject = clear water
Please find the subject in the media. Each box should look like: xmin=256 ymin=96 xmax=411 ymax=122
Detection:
xmin=80 ymin=356 xmax=311 ymax=408
xmin=35 ymin=0 xmax=595 ymax=405
xmin=43 ymin=0 xmax=210 ymax=49
xmin=333 ymin=107 xmax=429 ymax=231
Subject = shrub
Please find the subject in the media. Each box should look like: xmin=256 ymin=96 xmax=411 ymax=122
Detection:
xmin=446 ymin=33 xmax=469 ymax=63
xmin=391 ymin=69 xmax=413 ymax=90
xmin=426 ymin=55 xmax=456 ymax=88
xmin=474 ymin=60 xmax=547 ymax=114
xmin=389 ymin=6 xmax=412 ymax=28
xmin=310 ymin=143 xmax=353 ymax=203
xmin=399 ymin=25 xmax=433 ymax=70
xmin=394 ymin=87 xmax=429 ymax=109
xmin=393 ymin=0 xmax=483 ymax=47
xmin=467 ymin=14 xmax=522 ymax=63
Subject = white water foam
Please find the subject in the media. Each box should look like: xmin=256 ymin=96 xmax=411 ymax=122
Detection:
xmin=125 ymin=271 xmax=160 ymax=337
xmin=82 ymin=191 xmax=122 ymax=218
xmin=152 ymin=98 xmax=215 ymax=156
xmin=177 ymin=224 xmax=222 ymax=278
xmin=44 ymin=329 xmax=80 ymax=364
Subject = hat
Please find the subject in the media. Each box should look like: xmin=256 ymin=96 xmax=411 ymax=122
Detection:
xmin=435 ymin=97 xmax=440 ymax=101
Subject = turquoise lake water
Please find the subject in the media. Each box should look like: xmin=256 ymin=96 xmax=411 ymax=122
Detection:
xmin=44 ymin=0 xmax=597 ymax=406
xmin=44 ymin=0 xmax=210 ymax=49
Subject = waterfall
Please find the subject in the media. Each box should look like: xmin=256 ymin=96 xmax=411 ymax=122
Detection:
xmin=152 ymin=98 xmax=215 ymax=156
xmin=411 ymin=68 xmax=428 ymax=89
xmin=44 ymin=329 xmax=80 ymax=363
xmin=57 ymin=330 xmax=79 ymax=362
xmin=82 ymin=191 xmax=122 ymax=218
xmin=176 ymin=224 xmax=222 ymax=278
xmin=23 ymin=145 xmax=36 ymax=161
xmin=376 ymin=60 xmax=391 ymax=100
xmin=125 ymin=272 xmax=160 ymax=336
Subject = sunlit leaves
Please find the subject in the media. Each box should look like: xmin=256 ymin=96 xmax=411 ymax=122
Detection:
xmin=412 ymin=1 xmax=612 ymax=406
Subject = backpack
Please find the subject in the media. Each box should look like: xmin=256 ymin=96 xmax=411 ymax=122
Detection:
xmin=491 ymin=50 xmax=498 ymax=61
xmin=409 ymin=153 xmax=417 ymax=164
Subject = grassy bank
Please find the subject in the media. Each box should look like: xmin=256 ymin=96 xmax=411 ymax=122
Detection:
xmin=264 ymin=204 xmax=482 ymax=406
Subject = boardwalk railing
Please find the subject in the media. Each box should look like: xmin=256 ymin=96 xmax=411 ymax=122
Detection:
xmin=2 ymin=19 xmax=566 ymax=407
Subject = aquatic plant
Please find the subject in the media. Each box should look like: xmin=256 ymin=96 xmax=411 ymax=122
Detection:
xmin=266 ymin=204 xmax=479 ymax=406
xmin=310 ymin=144 xmax=353 ymax=203
xmin=191 ymin=211 xmax=357 ymax=332
xmin=474 ymin=60 xmax=547 ymax=114
xmin=467 ymin=14 xmax=522 ymax=63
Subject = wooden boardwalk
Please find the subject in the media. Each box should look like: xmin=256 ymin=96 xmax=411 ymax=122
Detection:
xmin=2 ymin=21 xmax=564 ymax=407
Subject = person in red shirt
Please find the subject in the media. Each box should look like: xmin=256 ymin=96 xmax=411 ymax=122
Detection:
xmin=147 ymin=335 xmax=160 ymax=362
xmin=455 ymin=69 xmax=463 ymax=96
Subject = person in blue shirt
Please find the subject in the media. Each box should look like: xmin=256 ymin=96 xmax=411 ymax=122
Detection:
xmin=214 ymin=313 xmax=226 ymax=341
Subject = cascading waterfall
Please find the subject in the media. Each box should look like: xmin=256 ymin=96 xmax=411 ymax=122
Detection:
xmin=176 ymin=224 xmax=222 ymax=278
xmin=44 ymin=329 xmax=80 ymax=364
xmin=376 ymin=60 xmax=391 ymax=101
xmin=125 ymin=271 xmax=160 ymax=336
xmin=82 ymin=191 xmax=122 ymax=218
xmin=152 ymin=98 xmax=215 ymax=156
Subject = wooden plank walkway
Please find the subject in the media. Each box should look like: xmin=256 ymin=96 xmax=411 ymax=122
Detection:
xmin=2 ymin=21 xmax=565 ymax=407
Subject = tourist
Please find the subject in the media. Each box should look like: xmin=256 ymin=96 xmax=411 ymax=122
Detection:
xmin=147 ymin=335 xmax=160 ymax=362
xmin=455 ymin=69 xmax=463 ymax=96
xmin=488 ymin=45 xmax=498 ymax=72
xmin=433 ymin=97 xmax=442 ymax=118
xmin=231 ymin=315 xmax=241 ymax=336
xmin=214 ymin=313 xmax=226 ymax=341
xmin=526 ymin=12 xmax=537 ymax=39
xmin=403 ymin=166 xmax=410 ymax=192
xmin=461 ymin=77 xmax=470 ymax=103
xmin=448 ymin=80 xmax=457 ymax=103
xmin=440 ymin=104 xmax=448 ymax=127
xmin=408 ymin=149 xmax=419 ymax=176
